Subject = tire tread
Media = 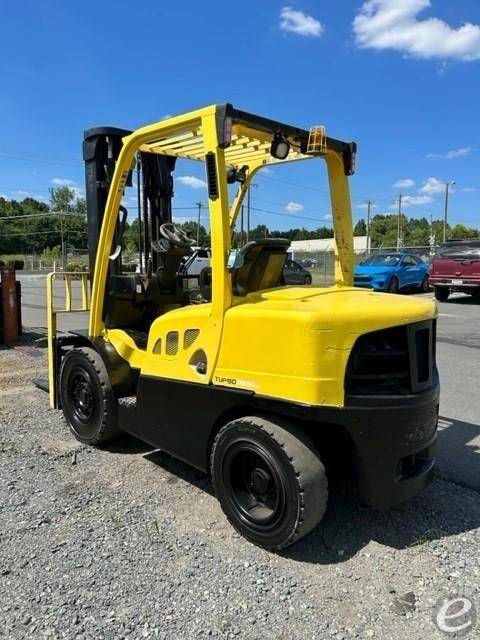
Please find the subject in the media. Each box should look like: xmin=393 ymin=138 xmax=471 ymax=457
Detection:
xmin=59 ymin=346 xmax=119 ymax=445
xmin=211 ymin=416 xmax=328 ymax=550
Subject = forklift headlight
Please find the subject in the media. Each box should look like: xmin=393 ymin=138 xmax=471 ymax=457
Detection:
xmin=270 ymin=133 xmax=290 ymax=160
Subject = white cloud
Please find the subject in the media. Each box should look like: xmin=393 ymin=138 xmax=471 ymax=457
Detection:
xmin=419 ymin=177 xmax=451 ymax=196
xmin=357 ymin=202 xmax=378 ymax=210
xmin=177 ymin=175 xmax=207 ymax=189
xmin=461 ymin=187 xmax=477 ymax=193
xmin=51 ymin=177 xmax=76 ymax=186
xmin=280 ymin=6 xmax=324 ymax=38
xmin=404 ymin=195 xmax=433 ymax=207
xmin=323 ymin=213 xmax=333 ymax=221
xmin=353 ymin=0 xmax=480 ymax=61
xmin=285 ymin=201 xmax=304 ymax=213
xmin=161 ymin=114 xmax=173 ymax=120
xmin=0 ymin=193 xmax=7 ymax=199
xmin=426 ymin=147 xmax=475 ymax=160
xmin=393 ymin=178 xmax=415 ymax=188
xmin=390 ymin=194 xmax=433 ymax=209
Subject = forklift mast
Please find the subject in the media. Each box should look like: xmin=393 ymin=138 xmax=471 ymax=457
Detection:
xmin=83 ymin=127 xmax=132 ymax=276
xmin=82 ymin=126 xmax=177 ymax=276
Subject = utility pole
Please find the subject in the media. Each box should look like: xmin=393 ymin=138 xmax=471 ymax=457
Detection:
xmin=443 ymin=181 xmax=455 ymax=242
xmin=396 ymin=194 xmax=403 ymax=251
xmin=366 ymin=199 xmax=372 ymax=254
xmin=246 ymin=186 xmax=251 ymax=243
xmin=60 ymin=213 xmax=66 ymax=271
xmin=196 ymin=202 xmax=202 ymax=246
xmin=246 ymin=183 xmax=257 ymax=243
xmin=240 ymin=204 xmax=244 ymax=247
xmin=429 ymin=214 xmax=436 ymax=256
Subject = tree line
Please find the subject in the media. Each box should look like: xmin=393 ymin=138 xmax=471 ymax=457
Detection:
xmin=0 ymin=187 xmax=87 ymax=255
xmin=1 ymin=190 xmax=478 ymax=259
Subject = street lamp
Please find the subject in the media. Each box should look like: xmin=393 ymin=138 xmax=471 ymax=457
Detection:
xmin=443 ymin=181 xmax=456 ymax=242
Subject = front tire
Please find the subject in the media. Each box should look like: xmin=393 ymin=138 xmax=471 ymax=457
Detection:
xmin=59 ymin=347 xmax=119 ymax=445
xmin=434 ymin=286 xmax=450 ymax=302
xmin=304 ymin=274 xmax=312 ymax=285
xmin=420 ymin=275 xmax=429 ymax=293
xmin=387 ymin=276 xmax=399 ymax=293
xmin=211 ymin=416 xmax=328 ymax=550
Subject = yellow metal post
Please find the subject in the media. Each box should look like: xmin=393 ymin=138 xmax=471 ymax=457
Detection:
xmin=326 ymin=151 xmax=355 ymax=286
xmin=65 ymin=274 xmax=72 ymax=311
xmin=81 ymin=273 xmax=88 ymax=310
xmin=202 ymin=111 xmax=232 ymax=318
xmin=228 ymin=164 xmax=262 ymax=229
xmin=46 ymin=273 xmax=57 ymax=408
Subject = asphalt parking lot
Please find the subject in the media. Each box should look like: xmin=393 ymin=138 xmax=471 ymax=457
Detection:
xmin=0 ymin=274 xmax=478 ymax=639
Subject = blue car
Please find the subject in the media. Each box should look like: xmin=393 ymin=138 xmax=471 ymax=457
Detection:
xmin=354 ymin=253 xmax=429 ymax=293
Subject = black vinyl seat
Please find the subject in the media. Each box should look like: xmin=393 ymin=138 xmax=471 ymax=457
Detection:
xmin=233 ymin=238 xmax=290 ymax=296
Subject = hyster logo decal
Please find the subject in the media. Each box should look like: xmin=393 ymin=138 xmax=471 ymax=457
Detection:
xmin=215 ymin=376 xmax=237 ymax=385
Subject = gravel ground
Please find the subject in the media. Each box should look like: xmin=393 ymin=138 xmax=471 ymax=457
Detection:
xmin=1 ymin=340 xmax=479 ymax=639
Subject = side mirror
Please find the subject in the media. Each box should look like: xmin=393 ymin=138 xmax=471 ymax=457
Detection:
xmin=227 ymin=250 xmax=244 ymax=270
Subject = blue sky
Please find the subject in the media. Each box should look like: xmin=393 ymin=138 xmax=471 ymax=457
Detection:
xmin=0 ymin=0 xmax=479 ymax=235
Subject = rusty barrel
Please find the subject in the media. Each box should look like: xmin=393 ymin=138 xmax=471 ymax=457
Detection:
xmin=1 ymin=267 xmax=20 ymax=343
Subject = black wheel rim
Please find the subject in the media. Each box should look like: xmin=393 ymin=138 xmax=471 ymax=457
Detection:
xmin=222 ymin=442 xmax=287 ymax=530
xmin=68 ymin=366 xmax=96 ymax=423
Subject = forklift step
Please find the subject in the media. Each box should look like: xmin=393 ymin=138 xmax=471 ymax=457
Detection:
xmin=32 ymin=377 xmax=49 ymax=393
xmin=118 ymin=395 xmax=137 ymax=410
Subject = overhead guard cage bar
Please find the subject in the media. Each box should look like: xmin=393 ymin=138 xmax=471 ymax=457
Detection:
xmin=86 ymin=104 xmax=356 ymax=337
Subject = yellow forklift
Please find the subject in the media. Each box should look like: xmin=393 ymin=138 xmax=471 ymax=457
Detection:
xmin=45 ymin=105 xmax=439 ymax=550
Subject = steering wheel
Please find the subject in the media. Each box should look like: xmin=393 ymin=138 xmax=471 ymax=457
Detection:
xmin=159 ymin=222 xmax=196 ymax=249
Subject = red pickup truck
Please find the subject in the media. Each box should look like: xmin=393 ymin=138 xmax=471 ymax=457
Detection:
xmin=429 ymin=240 xmax=480 ymax=301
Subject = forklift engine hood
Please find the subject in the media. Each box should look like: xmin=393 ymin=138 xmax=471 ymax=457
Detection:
xmin=236 ymin=285 xmax=437 ymax=328
xmin=214 ymin=285 xmax=437 ymax=407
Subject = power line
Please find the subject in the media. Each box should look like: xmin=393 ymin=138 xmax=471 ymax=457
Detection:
xmin=0 ymin=148 xmax=82 ymax=167
xmin=0 ymin=230 xmax=88 ymax=238
xmin=252 ymin=206 xmax=332 ymax=225
xmin=0 ymin=211 xmax=85 ymax=222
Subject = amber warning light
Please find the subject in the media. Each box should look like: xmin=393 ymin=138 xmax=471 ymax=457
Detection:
xmin=307 ymin=126 xmax=327 ymax=154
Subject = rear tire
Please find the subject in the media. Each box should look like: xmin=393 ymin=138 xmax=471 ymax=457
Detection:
xmin=59 ymin=347 xmax=119 ymax=445
xmin=304 ymin=275 xmax=312 ymax=285
xmin=387 ymin=276 xmax=399 ymax=294
xmin=420 ymin=275 xmax=429 ymax=293
xmin=211 ymin=416 xmax=328 ymax=550
xmin=434 ymin=286 xmax=450 ymax=302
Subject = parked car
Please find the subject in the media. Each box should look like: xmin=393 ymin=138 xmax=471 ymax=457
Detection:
xmin=180 ymin=248 xmax=211 ymax=276
xmin=354 ymin=253 xmax=429 ymax=293
xmin=283 ymin=259 xmax=312 ymax=285
xmin=429 ymin=240 xmax=480 ymax=301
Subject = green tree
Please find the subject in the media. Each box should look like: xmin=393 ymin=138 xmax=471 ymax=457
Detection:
xmin=354 ymin=219 xmax=367 ymax=236
xmin=49 ymin=186 xmax=76 ymax=212
xmin=449 ymin=223 xmax=478 ymax=240
xmin=74 ymin=198 xmax=87 ymax=215
xmin=179 ymin=221 xmax=210 ymax=247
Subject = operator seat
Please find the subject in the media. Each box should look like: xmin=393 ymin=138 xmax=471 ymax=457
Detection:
xmin=233 ymin=238 xmax=290 ymax=296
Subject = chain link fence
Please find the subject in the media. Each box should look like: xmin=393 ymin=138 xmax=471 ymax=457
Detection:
xmin=291 ymin=245 xmax=439 ymax=286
